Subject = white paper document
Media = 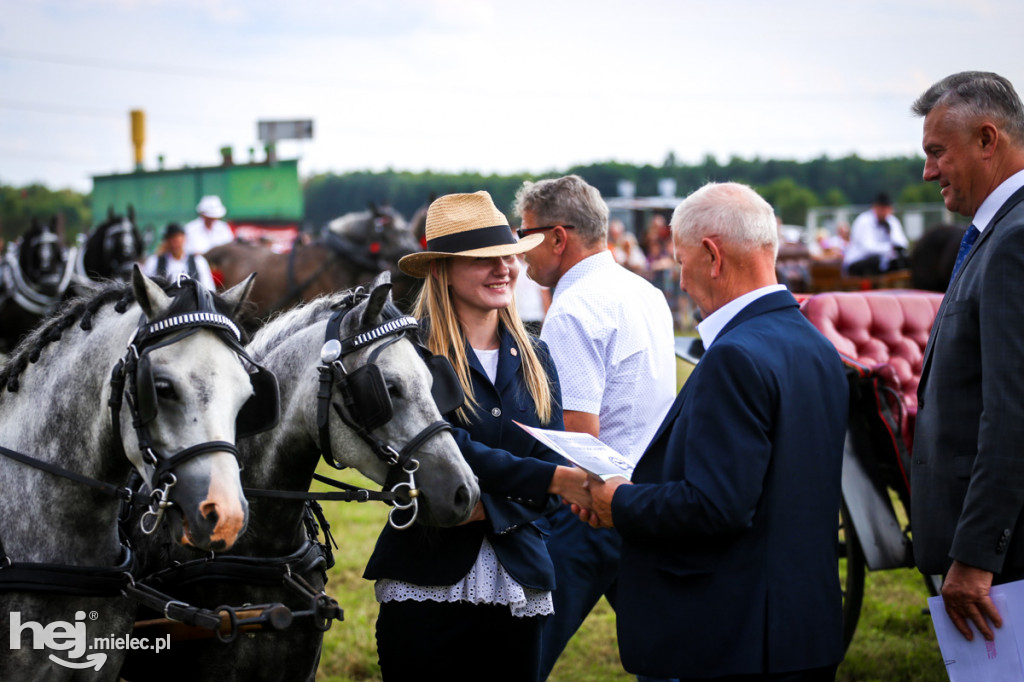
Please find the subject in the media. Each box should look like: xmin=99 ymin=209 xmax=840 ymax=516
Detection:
xmin=514 ymin=421 xmax=633 ymax=480
xmin=928 ymin=582 xmax=1024 ymax=681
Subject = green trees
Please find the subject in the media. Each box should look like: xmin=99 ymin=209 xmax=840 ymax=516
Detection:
xmin=1 ymin=183 xmax=91 ymax=244
xmin=1 ymin=154 xmax=933 ymax=243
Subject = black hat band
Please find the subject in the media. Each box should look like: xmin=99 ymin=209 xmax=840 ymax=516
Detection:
xmin=426 ymin=224 xmax=516 ymax=253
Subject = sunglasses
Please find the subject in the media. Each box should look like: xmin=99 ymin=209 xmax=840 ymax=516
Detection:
xmin=516 ymin=224 xmax=576 ymax=240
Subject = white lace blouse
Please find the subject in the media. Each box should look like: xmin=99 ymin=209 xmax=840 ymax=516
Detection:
xmin=374 ymin=536 xmax=554 ymax=618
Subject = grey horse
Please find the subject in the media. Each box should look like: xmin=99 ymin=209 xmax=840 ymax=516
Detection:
xmin=0 ymin=268 xmax=261 ymax=680
xmin=119 ymin=272 xmax=478 ymax=681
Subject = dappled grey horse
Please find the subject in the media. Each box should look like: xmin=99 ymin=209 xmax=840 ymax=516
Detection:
xmin=119 ymin=272 xmax=479 ymax=682
xmin=0 ymin=268 xmax=269 ymax=680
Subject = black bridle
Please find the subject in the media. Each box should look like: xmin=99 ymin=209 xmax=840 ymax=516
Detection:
xmin=108 ymin=283 xmax=279 ymax=534
xmin=0 ymin=277 xmax=277 ymax=600
xmin=311 ymin=306 xmax=461 ymax=530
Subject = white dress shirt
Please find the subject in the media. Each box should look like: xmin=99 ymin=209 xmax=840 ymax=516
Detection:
xmin=541 ymin=250 xmax=676 ymax=466
xmin=843 ymin=209 xmax=909 ymax=268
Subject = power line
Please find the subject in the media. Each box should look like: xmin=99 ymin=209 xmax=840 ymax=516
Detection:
xmin=0 ymin=48 xmax=331 ymax=87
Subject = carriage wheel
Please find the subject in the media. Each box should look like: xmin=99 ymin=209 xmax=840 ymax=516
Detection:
xmin=839 ymin=500 xmax=866 ymax=652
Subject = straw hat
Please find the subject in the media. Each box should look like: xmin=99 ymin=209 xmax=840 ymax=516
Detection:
xmin=398 ymin=191 xmax=543 ymax=278
xmin=196 ymin=195 xmax=227 ymax=218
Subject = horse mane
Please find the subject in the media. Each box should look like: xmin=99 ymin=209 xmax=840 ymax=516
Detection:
xmin=247 ymin=286 xmax=406 ymax=359
xmin=0 ymin=278 xmax=241 ymax=394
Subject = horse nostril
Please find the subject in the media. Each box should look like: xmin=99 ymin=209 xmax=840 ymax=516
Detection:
xmin=453 ymin=484 xmax=473 ymax=513
xmin=199 ymin=501 xmax=220 ymax=527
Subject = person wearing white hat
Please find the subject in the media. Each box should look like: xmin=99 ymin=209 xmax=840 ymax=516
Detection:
xmin=364 ymin=190 xmax=592 ymax=681
xmin=183 ymin=195 xmax=234 ymax=256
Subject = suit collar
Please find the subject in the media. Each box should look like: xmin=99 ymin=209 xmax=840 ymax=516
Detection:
xmin=948 ymin=183 xmax=1024 ymax=292
xmin=714 ymin=289 xmax=799 ymax=343
xmin=920 ymin=184 xmax=1024 ymax=388
xmin=640 ymin=289 xmax=798 ymax=454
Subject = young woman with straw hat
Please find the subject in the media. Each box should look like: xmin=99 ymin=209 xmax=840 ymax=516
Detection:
xmin=363 ymin=191 xmax=590 ymax=681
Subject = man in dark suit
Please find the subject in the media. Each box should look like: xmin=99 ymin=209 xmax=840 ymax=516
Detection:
xmin=576 ymin=182 xmax=849 ymax=681
xmin=910 ymin=71 xmax=1024 ymax=643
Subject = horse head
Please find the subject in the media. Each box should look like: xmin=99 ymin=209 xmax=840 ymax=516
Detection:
xmin=80 ymin=207 xmax=145 ymax=282
xmin=118 ymin=268 xmax=269 ymax=551
xmin=248 ymin=271 xmax=478 ymax=528
xmin=18 ymin=216 xmax=69 ymax=295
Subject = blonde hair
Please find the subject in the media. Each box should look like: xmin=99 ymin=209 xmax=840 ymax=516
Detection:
xmin=414 ymin=262 xmax=554 ymax=425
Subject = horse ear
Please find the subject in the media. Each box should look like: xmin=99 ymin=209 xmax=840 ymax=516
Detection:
xmin=361 ymin=272 xmax=393 ymax=326
xmin=108 ymin=206 xmax=115 ymax=221
xmin=219 ymin=273 xmax=256 ymax=316
xmin=368 ymin=201 xmax=380 ymax=217
xmin=132 ymin=264 xmax=173 ymax=320
xmin=128 ymin=204 xmax=136 ymax=222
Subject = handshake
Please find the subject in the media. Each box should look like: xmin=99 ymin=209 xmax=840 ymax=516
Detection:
xmin=548 ymin=466 xmax=631 ymax=529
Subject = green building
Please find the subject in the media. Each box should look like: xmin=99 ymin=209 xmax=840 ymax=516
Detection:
xmin=91 ymin=158 xmax=304 ymax=250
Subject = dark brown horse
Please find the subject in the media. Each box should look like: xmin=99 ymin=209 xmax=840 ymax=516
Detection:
xmin=910 ymin=223 xmax=966 ymax=292
xmin=205 ymin=204 xmax=422 ymax=327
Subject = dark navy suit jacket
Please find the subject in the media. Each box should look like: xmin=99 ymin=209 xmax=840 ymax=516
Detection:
xmin=364 ymin=326 xmax=567 ymax=591
xmin=611 ymin=290 xmax=848 ymax=678
xmin=913 ymin=186 xmax=1024 ymax=577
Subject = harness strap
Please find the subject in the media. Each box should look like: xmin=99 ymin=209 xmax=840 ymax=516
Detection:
xmin=324 ymin=231 xmax=387 ymax=272
xmin=245 ymin=473 xmax=401 ymax=503
xmin=0 ymin=545 xmax=134 ymax=597
xmin=154 ymin=440 xmax=240 ymax=483
xmin=0 ymin=443 xmax=132 ymax=501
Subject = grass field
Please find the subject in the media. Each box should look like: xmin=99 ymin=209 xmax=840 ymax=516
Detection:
xmin=309 ymin=472 xmax=948 ymax=682
xmin=307 ymin=355 xmax=950 ymax=681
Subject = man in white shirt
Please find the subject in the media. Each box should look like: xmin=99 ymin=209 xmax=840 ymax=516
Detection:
xmin=143 ymin=223 xmax=216 ymax=290
xmin=843 ymin=192 xmax=910 ymax=275
xmin=184 ymin=195 xmax=234 ymax=256
xmin=514 ymin=174 xmax=676 ymax=679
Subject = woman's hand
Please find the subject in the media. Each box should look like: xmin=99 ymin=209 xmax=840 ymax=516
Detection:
xmin=458 ymin=501 xmax=487 ymax=525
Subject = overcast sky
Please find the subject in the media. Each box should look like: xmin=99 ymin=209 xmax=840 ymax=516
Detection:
xmin=3 ymin=0 xmax=1023 ymax=193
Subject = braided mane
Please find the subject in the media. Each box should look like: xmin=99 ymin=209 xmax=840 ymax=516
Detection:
xmin=0 ymin=277 xmax=241 ymax=394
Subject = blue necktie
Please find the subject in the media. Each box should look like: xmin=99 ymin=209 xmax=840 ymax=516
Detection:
xmin=949 ymin=225 xmax=980 ymax=285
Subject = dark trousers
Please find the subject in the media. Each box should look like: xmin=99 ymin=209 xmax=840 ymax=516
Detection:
xmin=538 ymin=504 xmax=622 ymax=679
xmin=376 ymin=599 xmax=544 ymax=682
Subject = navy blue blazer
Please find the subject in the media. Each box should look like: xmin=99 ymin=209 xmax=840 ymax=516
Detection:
xmin=611 ymin=291 xmax=849 ymax=678
xmin=363 ymin=326 xmax=567 ymax=591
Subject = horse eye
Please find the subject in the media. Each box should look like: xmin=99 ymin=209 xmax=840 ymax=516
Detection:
xmin=154 ymin=378 xmax=177 ymax=400
xmin=386 ymin=382 xmax=402 ymax=400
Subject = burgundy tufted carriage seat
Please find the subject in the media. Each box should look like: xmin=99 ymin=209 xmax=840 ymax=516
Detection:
xmin=799 ymin=290 xmax=944 ymax=458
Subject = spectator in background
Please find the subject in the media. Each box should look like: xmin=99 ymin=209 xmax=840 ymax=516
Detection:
xmin=514 ymin=175 xmax=676 ymax=680
xmin=143 ymin=222 xmax=215 ymax=290
xmin=642 ymin=213 xmax=676 ymax=294
xmin=608 ymin=218 xmax=647 ymax=273
xmin=184 ymin=195 xmax=234 ymax=256
xmin=816 ymin=222 xmax=850 ymax=260
xmin=843 ymin=193 xmax=910 ymax=275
